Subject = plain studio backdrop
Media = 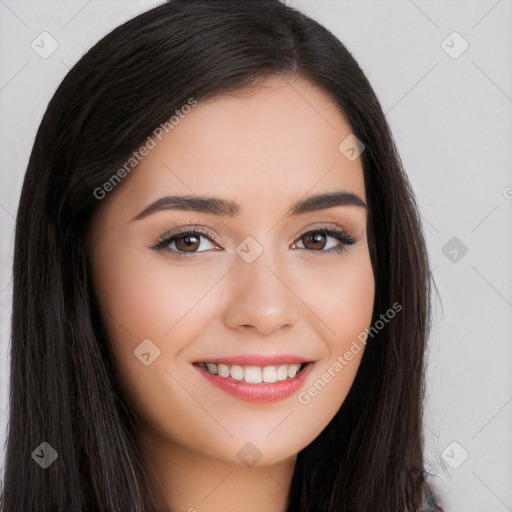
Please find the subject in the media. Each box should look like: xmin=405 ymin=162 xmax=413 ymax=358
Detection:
xmin=0 ymin=1 xmax=511 ymax=511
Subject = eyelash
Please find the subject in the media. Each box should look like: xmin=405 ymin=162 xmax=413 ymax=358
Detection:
xmin=151 ymin=224 xmax=356 ymax=259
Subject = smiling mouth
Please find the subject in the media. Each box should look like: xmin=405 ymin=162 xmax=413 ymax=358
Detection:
xmin=194 ymin=362 xmax=310 ymax=384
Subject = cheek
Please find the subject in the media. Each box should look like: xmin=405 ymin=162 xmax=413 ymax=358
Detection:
xmin=89 ymin=246 xmax=226 ymax=437
xmin=290 ymin=248 xmax=374 ymax=417
xmin=293 ymin=246 xmax=375 ymax=345
xmin=91 ymin=245 xmax=222 ymax=354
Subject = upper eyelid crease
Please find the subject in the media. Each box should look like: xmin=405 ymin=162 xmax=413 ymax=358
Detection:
xmin=132 ymin=191 xmax=367 ymax=222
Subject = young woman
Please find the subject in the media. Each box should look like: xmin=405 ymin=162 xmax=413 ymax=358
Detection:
xmin=1 ymin=1 xmax=442 ymax=510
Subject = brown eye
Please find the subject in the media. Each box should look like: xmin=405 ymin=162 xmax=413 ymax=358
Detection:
xmin=174 ymin=234 xmax=201 ymax=252
xmin=301 ymin=232 xmax=328 ymax=250
xmin=294 ymin=228 xmax=355 ymax=254
xmin=152 ymin=230 xmax=217 ymax=254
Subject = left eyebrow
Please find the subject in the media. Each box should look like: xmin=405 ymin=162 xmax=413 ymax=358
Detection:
xmin=131 ymin=190 xmax=367 ymax=222
xmin=288 ymin=191 xmax=367 ymax=215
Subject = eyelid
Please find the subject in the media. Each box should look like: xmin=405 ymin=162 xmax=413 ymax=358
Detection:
xmin=151 ymin=219 xmax=357 ymax=255
xmin=294 ymin=220 xmax=350 ymax=238
xmin=151 ymin=224 xmax=222 ymax=251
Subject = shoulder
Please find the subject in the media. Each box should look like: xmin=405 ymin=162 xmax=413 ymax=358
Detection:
xmin=416 ymin=481 xmax=443 ymax=511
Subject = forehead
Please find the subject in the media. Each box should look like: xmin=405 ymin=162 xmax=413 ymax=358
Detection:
xmin=102 ymin=75 xmax=366 ymax=219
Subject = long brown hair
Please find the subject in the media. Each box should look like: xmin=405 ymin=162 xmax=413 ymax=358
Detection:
xmin=1 ymin=1 xmax=441 ymax=510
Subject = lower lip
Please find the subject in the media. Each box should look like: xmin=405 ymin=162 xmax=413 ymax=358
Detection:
xmin=194 ymin=362 xmax=314 ymax=403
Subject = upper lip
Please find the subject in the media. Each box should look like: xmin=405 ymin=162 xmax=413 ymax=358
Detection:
xmin=193 ymin=353 xmax=313 ymax=366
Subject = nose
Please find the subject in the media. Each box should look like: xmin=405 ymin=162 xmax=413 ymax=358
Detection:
xmin=222 ymin=246 xmax=301 ymax=336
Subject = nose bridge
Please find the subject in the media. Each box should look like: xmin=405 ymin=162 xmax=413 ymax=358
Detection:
xmin=222 ymin=237 xmax=301 ymax=334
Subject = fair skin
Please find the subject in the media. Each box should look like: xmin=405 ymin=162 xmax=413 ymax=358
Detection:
xmin=88 ymin=74 xmax=375 ymax=512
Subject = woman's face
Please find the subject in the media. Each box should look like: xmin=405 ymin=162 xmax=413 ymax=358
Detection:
xmin=88 ymin=75 xmax=375 ymax=468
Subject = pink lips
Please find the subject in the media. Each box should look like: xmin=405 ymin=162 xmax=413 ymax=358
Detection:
xmin=192 ymin=354 xmax=314 ymax=403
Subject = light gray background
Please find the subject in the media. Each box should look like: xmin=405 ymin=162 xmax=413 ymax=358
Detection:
xmin=0 ymin=1 xmax=511 ymax=510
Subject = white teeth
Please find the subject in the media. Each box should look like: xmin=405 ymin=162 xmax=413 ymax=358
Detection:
xmin=199 ymin=362 xmax=306 ymax=383
xmin=262 ymin=366 xmax=277 ymax=383
xmin=288 ymin=364 xmax=300 ymax=378
xmin=217 ymin=363 xmax=230 ymax=377
xmin=243 ymin=366 xmax=262 ymax=383
xmin=230 ymin=365 xmax=244 ymax=380
xmin=276 ymin=365 xmax=288 ymax=381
